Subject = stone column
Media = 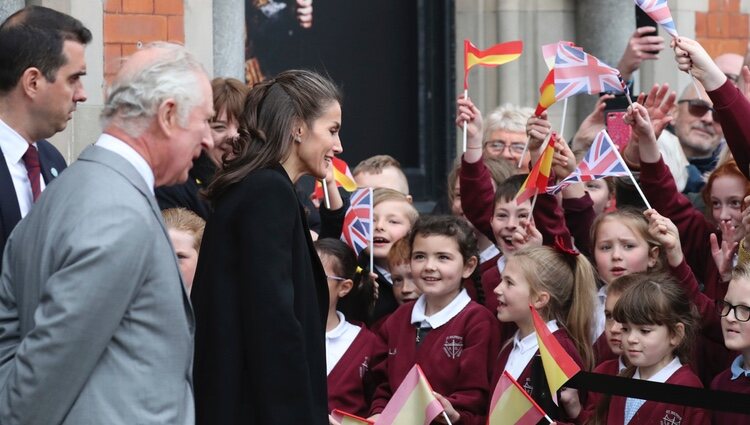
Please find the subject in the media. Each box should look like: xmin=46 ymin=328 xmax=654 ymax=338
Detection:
xmin=212 ymin=0 xmax=245 ymax=80
xmin=0 ymin=1 xmax=24 ymax=24
xmin=575 ymin=0 xmax=634 ymax=124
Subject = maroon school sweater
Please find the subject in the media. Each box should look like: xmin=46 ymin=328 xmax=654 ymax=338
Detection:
xmin=327 ymin=324 xmax=380 ymax=417
xmin=490 ymin=327 xmax=585 ymax=423
xmin=579 ymin=357 xmax=622 ymax=425
xmin=709 ymin=79 xmax=750 ymax=181
xmin=639 ymin=157 xmax=726 ymax=301
xmin=606 ymin=365 xmax=710 ymax=425
xmin=369 ymin=301 xmax=500 ymax=425
xmin=709 ymin=362 xmax=750 ymax=424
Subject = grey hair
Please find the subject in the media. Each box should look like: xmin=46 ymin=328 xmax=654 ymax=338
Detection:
xmin=482 ymin=103 xmax=533 ymax=141
xmin=101 ymin=42 xmax=207 ymax=137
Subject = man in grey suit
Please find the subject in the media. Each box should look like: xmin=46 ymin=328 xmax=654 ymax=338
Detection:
xmin=0 ymin=42 xmax=214 ymax=424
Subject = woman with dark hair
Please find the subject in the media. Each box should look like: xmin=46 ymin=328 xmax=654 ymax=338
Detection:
xmin=156 ymin=77 xmax=249 ymax=219
xmin=192 ymin=70 xmax=342 ymax=425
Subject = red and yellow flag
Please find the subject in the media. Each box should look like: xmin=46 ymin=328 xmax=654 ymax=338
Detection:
xmin=331 ymin=409 xmax=374 ymax=425
xmin=463 ymin=40 xmax=523 ymax=89
xmin=312 ymin=156 xmax=357 ymax=200
xmin=530 ymin=305 xmax=581 ymax=404
xmin=374 ymin=364 xmax=444 ymax=425
xmin=516 ymin=136 xmax=556 ymax=205
xmin=488 ymin=371 xmax=548 ymax=425
xmin=534 ymin=68 xmax=556 ymax=117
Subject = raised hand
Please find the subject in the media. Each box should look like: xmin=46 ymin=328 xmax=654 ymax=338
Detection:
xmin=526 ymin=111 xmax=551 ymax=152
xmin=645 ymin=209 xmax=682 ymax=267
xmin=672 ymin=37 xmax=727 ymax=91
xmin=636 ymin=83 xmax=676 ymax=140
xmin=711 ymin=222 xmax=739 ymax=283
xmin=618 ymin=26 xmax=666 ymax=82
xmin=572 ymin=94 xmax=614 ymax=154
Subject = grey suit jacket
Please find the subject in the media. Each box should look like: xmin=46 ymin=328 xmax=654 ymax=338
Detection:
xmin=0 ymin=145 xmax=195 ymax=424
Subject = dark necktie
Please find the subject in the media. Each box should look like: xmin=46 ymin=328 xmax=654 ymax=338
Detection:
xmin=415 ymin=324 xmax=432 ymax=346
xmin=22 ymin=145 xmax=41 ymax=202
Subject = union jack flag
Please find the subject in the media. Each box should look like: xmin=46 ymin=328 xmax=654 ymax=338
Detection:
xmin=554 ymin=44 xmax=624 ymax=102
xmin=547 ymin=130 xmax=629 ymax=194
xmin=635 ymin=0 xmax=678 ymax=38
xmin=341 ymin=188 xmax=373 ymax=256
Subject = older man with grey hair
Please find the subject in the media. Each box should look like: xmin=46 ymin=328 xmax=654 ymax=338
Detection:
xmin=0 ymin=42 xmax=213 ymax=425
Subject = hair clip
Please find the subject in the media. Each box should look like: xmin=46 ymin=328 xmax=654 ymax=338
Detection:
xmin=553 ymin=235 xmax=579 ymax=257
xmin=355 ymin=265 xmax=363 ymax=274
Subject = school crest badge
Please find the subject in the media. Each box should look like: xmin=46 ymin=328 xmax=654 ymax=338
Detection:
xmin=661 ymin=410 xmax=682 ymax=425
xmin=359 ymin=356 xmax=369 ymax=378
xmin=443 ymin=335 xmax=464 ymax=359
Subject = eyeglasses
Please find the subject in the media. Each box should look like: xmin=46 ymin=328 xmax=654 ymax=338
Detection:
xmin=717 ymin=300 xmax=750 ymax=322
xmin=326 ymin=275 xmax=347 ymax=282
xmin=678 ymin=99 xmax=718 ymax=121
xmin=483 ymin=140 xmax=527 ymax=155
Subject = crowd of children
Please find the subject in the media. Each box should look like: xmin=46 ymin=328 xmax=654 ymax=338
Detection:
xmin=312 ymin=37 xmax=750 ymax=425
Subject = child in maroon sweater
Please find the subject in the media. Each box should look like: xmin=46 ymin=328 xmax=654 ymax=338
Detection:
xmin=369 ymin=216 xmax=500 ymax=425
xmin=492 ymin=245 xmax=598 ymax=422
xmin=315 ymin=239 xmax=379 ymax=419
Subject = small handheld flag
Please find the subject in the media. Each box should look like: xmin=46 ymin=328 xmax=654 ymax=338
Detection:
xmin=634 ymin=0 xmax=678 ymax=38
xmin=516 ymin=136 xmax=556 ymax=205
xmin=312 ymin=157 xmax=357 ymax=200
xmin=546 ymin=130 xmax=629 ymax=194
xmin=341 ymin=188 xmax=373 ymax=259
xmin=463 ymin=40 xmax=523 ymax=90
xmin=530 ymin=305 xmax=581 ymax=404
xmin=374 ymin=364 xmax=444 ymax=425
xmin=488 ymin=371 xmax=551 ymax=425
xmin=331 ymin=409 xmax=374 ymax=425
xmin=554 ymin=44 xmax=624 ymax=102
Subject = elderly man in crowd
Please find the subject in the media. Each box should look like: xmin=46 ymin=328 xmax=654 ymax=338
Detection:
xmin=0 ymin=41 xmax=213 ymax=425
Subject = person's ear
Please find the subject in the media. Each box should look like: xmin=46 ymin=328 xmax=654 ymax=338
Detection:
xmin=647 ymin=246 xmax=659 ymax=268
xmin=670 ymin=322 xmax=685 ymax=347
xmin=338 ymin=278 xmax=354 ymax=298
xmin=157 ymin=98 xmax=179 ymax=136
xmin=531 ymin=291 xmax=550 ymax=310
xmin=461 ymin=256 xmax=478 ymax=278
xmin=20 ymin=67 xmax=43 ymax=98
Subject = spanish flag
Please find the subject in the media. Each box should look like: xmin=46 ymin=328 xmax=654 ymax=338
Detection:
xmin=534 ymin=68 xmax=556 ymax=117
xmin=530 ymin=305 xmax=581 ymax=404
xmin=463 ymin=40 xmax=523 ymax=89
xmin=515 ymin=136 xmax=556 ymax=205
xmin=374 ymin=364 xmax=444 ymax=425
xmin=331 ymin=409 xmax=374 ymax=425
xmin=311 ymin=156 xmax=357 ymax=200
xmin=488 ymin=371 xmax=548 ymax=425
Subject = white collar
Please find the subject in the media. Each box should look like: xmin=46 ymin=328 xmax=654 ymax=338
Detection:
xmin=597 ymin=285 xmax=608 ymax=301
xmin=618 ymin=356 xmax=627 ymax=372
xmin=633 ymin=356 xmax=682 ymax=383
xmin=411 ymin=289 xmax=471 ymax=329
xmin=0 ymin=118 xmax=34 ymax=165
xmin=479 ymin=244 xmax=500 ymax=264
xmin=326 ymin=311 xmax=349 ymax=339
xmin=95 ymin=133 xmax=155 ymax=194
xmin=496 ymin=255 xmax=507 ymax=272
xmin=512 ymin=319 xmax=559 ymax=351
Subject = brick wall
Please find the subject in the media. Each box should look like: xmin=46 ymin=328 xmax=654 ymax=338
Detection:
xmin=696 ymin=0 xmax=749 ymax=57
xmin=103 ymin=0 xmax=184 ymax=81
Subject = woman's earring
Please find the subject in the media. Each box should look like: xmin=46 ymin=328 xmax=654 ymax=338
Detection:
xmin=295 ymin=137 xmax=302 ymax=143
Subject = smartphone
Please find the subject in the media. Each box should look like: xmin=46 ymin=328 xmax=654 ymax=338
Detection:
xmin=606 ymin=111 xmax=632 ymax=151
xmin=636 ymin=6 xmax=659 ymax=54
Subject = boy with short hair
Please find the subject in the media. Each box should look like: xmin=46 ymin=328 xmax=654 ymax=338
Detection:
xmin=386 ymin=238 xmax=421 ymax=305
xmin=368 ymin=188 xmax=419 ymax=323
xmin=353 ymin=155 xmax=411 ymax=201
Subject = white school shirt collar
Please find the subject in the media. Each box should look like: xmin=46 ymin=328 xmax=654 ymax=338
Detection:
xmin=496 ymin=255 xmax=507 ymax=273
xmin=504 ymin=320 xmax=559 ymax=379
xmin=633 ymin=356 xmax=682 ymax=382
xmin=410 ymin=288 xmax=471 ymax=329
xmin=593 ymin=285 xmax=607 ymax=340
xmin=374 ymin=264 xmax=392 ymax=285
xmin=325 ymin=311 xmax=361 ymax=376
xmin=479 ymin=244 xmax=500 ymax=264
xmin=95 ymin=133 xmax=155 ymax=194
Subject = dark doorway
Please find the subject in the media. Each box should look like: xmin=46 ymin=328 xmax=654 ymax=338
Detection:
xmin=245 ymin=0 xmax=455 ymax=207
